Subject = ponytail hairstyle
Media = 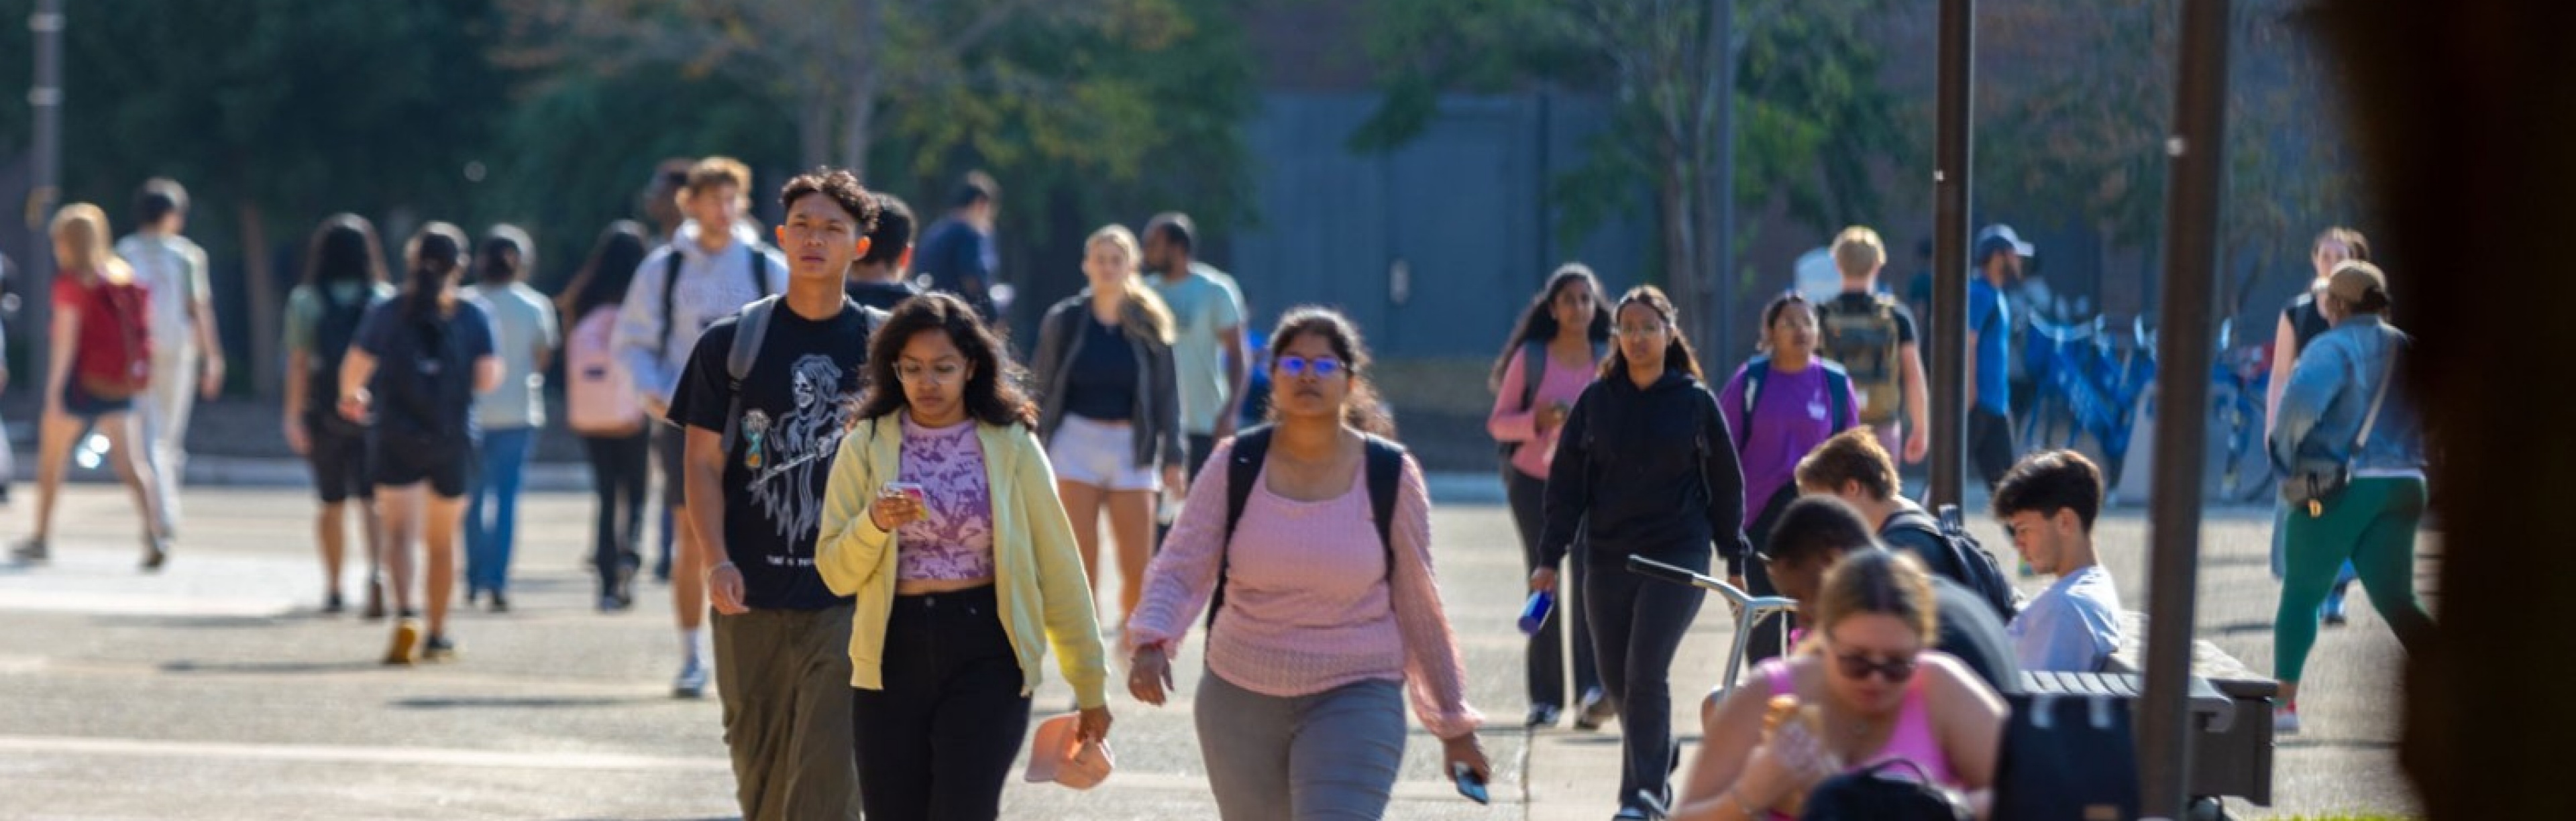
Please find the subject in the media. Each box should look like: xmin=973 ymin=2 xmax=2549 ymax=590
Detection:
xmin=1263 ymin=307 xmax=1395 ymax=437
xmin=1600 ymin=285 xmax=1704 ymax=381
xmin=1489 ymin=262 xmax=1613 ymax=390
xmin=1086 ymin=225 xmax=1175 ymax=343
xmin=48 ymin=203 xmax=129 ymax=285
xmin=400 ymin=222 xmax=472 ymax=321
xmin=476 ymin=223 xmax=534 ymax=286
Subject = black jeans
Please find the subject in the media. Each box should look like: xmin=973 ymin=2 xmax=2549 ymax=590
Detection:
xmin=1185 ymin=432 xmax=1220 ymax=482
xmin=652 ymin=422 xmax=687 ymax=576
xmin=1587 ymin=551 xmax=1708 ymax=810
xmin=1970 ymin=407 xmax=2017 ymax=490
xmin=1507 ymin=468 xmax=1598 ymax=709
xmin=581 ymin=431 xmax=651 ymax=599
xmin=1743 ymin=484 xmax=1801 ymax=664
xmin=851 ymin=586 xmax=1032 ymax=821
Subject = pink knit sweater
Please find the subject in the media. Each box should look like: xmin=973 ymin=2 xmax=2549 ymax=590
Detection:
xmin=1125 ymin=440 xmax=1482 ymax=739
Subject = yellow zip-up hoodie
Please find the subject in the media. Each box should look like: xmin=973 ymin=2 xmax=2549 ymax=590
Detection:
xmin=816 ymin=415 xmax=1111 ymax=709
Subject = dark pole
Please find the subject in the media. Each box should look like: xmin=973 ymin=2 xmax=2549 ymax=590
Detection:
xmin=1707 ymin=0 xmax=1737 ymax=368
xmin=1927 ymin=0 xmax=1972 ymax=509
xmin=25 ymin=0 xmax=63 ymax=368
xmin=2139 ymin=0 xmax=2229 ymax=816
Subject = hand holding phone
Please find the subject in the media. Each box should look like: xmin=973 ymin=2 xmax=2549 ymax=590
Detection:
xmin=1451 ymin=762 xmax=1489 ymax=805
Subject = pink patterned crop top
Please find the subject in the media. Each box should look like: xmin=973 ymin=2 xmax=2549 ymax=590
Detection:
xmin=894 ymin=414 xmax=996 ymax=582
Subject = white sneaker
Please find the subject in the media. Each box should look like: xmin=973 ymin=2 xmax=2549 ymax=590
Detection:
xmin=2272 ymin=704 xmax=2301 ymax=734
xmin=673 ymin=658 xmax=709 ymax=699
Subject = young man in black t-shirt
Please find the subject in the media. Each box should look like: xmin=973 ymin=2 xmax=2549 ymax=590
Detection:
xmin=669 ymin=169 xmax=885 ymax=820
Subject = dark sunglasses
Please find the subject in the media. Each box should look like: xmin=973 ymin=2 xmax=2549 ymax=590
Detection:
xmin=1831 ymin=650 xmax=1919 ymax=683
xmin=1275 ymin=355 xmax=1345 ymax=378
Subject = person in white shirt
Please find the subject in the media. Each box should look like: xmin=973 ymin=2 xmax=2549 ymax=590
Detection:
xmin=1991 ymin=449 xmax=2123 ymax=672
xmin=610 ymin=157 xmax=790 ymax=698
xmin=115 ymin=178 xmax=224 ymax=539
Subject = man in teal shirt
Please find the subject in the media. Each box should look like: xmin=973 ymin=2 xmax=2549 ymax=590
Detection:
xmin=1141 ymin=213 xmax=1249 ymax=485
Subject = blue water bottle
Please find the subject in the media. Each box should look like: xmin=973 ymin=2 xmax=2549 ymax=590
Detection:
xmin=1517 ymin=590 xmax=1555 ymax=636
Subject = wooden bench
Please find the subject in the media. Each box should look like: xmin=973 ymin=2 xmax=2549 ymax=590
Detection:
xmin=2100 ymin=611 xmax=2279 ymax=810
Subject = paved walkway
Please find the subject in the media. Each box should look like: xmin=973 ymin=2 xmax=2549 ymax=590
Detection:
xmin=0 ymin=484 xmax=2422 ymax=818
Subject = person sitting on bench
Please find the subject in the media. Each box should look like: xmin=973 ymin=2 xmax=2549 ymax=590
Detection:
xmin=1992 ymin=451 xmax=2123 ymax=673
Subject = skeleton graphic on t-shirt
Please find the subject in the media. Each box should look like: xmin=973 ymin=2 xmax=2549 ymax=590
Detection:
xmin=746 ymin=355 xmax=853 ymax=545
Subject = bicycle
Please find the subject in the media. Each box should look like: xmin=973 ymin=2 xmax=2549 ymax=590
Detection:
xmin=2209 ymin=317 xmax=2274 ymax=502
xmin=2019 ymin=315 xmax=2157 ymax=490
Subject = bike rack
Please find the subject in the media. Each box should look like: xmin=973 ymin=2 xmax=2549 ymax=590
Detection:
xmin=1625 ymin=556 xmax=1799 ymax=694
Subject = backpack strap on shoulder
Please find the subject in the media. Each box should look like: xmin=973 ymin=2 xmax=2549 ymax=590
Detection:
xmin=1362 ymin=434 xmax=1405 ymax=568
xmin=1737 ymin=358 xmax=1772 ymax=450
xmin=718 ymin=296 xmax=781 ymax=455
xmin=1208 ymin=425 xmax=1275 ymax=631
xmin=746 ymin=244 xmax=774 ymax=298
xmin=1819 ymin=360 xmax=1856 ymax=431
xmin=657 ymin=247 xmax=684 ymax=358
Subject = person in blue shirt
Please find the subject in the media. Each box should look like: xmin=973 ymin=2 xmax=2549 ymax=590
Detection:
xmin=1966 ymin=225 xmax=2032 ymax=490
xmin=1991 ymin=449 xmax=2122 ymax=673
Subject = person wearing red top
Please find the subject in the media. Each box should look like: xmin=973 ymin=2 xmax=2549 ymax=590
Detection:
xmin=12 ymin=203 xmax=174 ymax=569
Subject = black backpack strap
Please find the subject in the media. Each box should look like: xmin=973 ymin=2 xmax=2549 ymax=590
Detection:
xmin=1737 ymin=356 xmax=1771 ymax=451
xmin=718 ymin=296 xmax=780 ymax=455
xmin=656 ymin=248 xmax=684 ymax=358
xmin=746 ymin=244 xmax=773 ymax=298
xmin=1362 ymin=434 xmax=1403 ymax=566
xmin=1208 ymin=426 xmax=1275 ymax=631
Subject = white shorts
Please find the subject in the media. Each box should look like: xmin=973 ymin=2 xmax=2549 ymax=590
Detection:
xmin=1049 ymin=415 xmax=1160 ymax=492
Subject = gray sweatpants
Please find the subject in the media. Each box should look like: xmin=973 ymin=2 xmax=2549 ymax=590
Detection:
xmin=712 ymin=606 xmax=861 ymax=821
xmin=1195 ymin=671 xmax=1407 ymax=821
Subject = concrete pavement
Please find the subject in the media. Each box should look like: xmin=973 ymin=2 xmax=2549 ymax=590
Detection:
xmin=0 ymin=484 xmax=2422 ymax=819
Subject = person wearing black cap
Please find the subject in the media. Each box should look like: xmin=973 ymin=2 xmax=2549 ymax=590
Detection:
xmin=1965 ymin=225 xmax=2032 ymax=489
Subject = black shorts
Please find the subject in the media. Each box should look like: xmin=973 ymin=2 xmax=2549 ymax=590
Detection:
xmin=370 ymin=431 xmax=474 ymax=498
xmin=305 ymin=415 xmax=374 ymax=504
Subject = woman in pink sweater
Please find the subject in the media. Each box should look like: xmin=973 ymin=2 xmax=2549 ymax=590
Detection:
xmin=1126 ymin=307 xmax=1488 ymax=820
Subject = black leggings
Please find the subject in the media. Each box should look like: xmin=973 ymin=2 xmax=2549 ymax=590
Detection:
xmin=852 ymin=586 xmax=1033 ymax=821
xmin=1507 ymin=467 xmax=1598 ymax=708
xmin=582 ymin=431 xmax=651 ymax=598
xmin=1587 ymin=552 xmax=1707 ymax=810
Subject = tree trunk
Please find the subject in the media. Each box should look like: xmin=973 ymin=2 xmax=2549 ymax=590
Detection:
xmin=237 ymin=199 xmax=280 ymax=397
xmin=1658 ymin=166 xmax=1707 ymax=349
xmin=839 ymin=0 xmax=882 ymax=177
xmin=798 ymin=87 xmax=834 ymax=171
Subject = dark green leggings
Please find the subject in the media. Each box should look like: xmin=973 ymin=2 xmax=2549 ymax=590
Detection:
xmin=2274 ymin=477 xmax=2434 ymax=683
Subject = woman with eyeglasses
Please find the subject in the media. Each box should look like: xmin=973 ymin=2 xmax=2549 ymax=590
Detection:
xmin=1720 ymin=292 xmax=1862 ymax=665
xmin=1670 ymin=549 xmax=2004 ymax=820
xmin=1528 ymin=285 xmax=1750 ymax=819
xmin=1486 ymin=263 xmax=1615 ymax=729
xmin=1127 ymin=307 xmax=1487 ymax=820
xmin=1029 ymin=225 xmax=1185 ymax=628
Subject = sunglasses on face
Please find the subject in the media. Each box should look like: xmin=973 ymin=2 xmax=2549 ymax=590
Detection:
xmin=1831 ymin=649 xmax=1919 ymax=683
xmin=1275 ymin=355 xmax=1346 ymax=378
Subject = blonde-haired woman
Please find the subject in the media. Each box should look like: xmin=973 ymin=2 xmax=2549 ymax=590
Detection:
xmin=12 ymin=204 xmax=174 ymax=567
xmin=1030 ymin=225 xmax=1184 ymax=624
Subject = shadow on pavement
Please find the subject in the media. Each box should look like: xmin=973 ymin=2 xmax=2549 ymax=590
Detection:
xmin=99 ymin=615 xmax=292 ymax=630
xmin=160 ymin=659 xmax=382 ymax=675
xmin=392 ymin=696 xmax=670 ymax=710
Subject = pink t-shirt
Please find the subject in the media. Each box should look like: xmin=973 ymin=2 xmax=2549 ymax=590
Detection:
xmin=1125 ymin=440 xmax=1482 ymax=739
xmin=894 ymin=414 xmax=996 ymax=582
xmin=1488 ymin=345 xmax=1601 ymax=479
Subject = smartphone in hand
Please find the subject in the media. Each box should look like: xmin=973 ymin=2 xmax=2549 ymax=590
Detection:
xmin=1452 ymin=763 xmax=1489 ymax=805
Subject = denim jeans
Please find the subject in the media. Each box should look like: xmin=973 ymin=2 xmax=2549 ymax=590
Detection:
xmin=465 ymin=427 xmax=535 ymax=594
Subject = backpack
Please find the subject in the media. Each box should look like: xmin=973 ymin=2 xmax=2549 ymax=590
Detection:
xmin=1799 ymin=759 xmax=1974 ymax=821
xmin=1737 ymin=355 xmax=1855 ymax=451
xmin=372 ymin=304 xmax=478 ymax=447
xmin=1882 ymin=505 xmax=2021 ymax=620
xmin=1815 ymin=293 xmax=1907 ymax=426
xmin=566 ymin=306 xmax=642 ymax=435
xmin=306 ymin=286 xmax=374 ymax=434
xmin=73 ymin=277 xmax=154 ymax=401
xmin=1205 ymin=425 xmax=1405 ymax=630
xmin=718 ymin=296 xmax=883 ymax=455
xmin=1499 ymin=339 xmax=1609 ymax=459
xmin=658 ymin=242 xmax=775 ymax=358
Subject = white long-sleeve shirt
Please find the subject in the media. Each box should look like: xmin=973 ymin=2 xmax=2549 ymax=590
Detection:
xmin=611 ymin=220 xmax=790 ymax=407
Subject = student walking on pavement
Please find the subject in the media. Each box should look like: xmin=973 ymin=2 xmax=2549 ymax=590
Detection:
xmin=1128 ymin=307 xmax=1487 ymax=820
xmin=1531 ymin=285 xmax=1750 ymax=819
xmin=461 ymin=226 xmax=559 ymax=612
xmin=284 ymin=215 xmax=397 ymax=615
xmin=1966 ymin=225 xmax=2034 ymax=490
xmin=915 ymin=171 xmax=1004 ymax=323
xmin=115 ymin=178 xmax=224 ymax=541
xmin=566 ymin=222 xmax=655 ymax=611
xmin=673 ymin=169 xmax=886 ymax=820
xmin=13 ymin=204 xmax=176 ymax=568
xmin=1722 ymin=291 xmax=1863 ymax=665
xmin=1029 ymin=225 xmax=1185 ymax=626
xmin=1487 ymin=263 xmax=1613 ymax=730
xmin=2269 ymin=227 xmax=2371 ymax=623
xmin=1141 ymin=212 xmax=1250 ymax=482
xmin=2268 ymin=260 xmax=2432 ymax=735
xmin=844 ymin=193 xmax=922 ymax=313
xmin=338 ymin=223 xmax=501 ymax=665
xmin=1814 ymin=227 xmax=1931 ymax=469
xmin=612 ymin=156 xmax=790 ymax=697
xmin=820 ymin=292 xmax=1114 ymax=821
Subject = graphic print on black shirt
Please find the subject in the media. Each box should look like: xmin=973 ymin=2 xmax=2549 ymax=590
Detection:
xmin=669 ymin=303 xmax=875 ymax=610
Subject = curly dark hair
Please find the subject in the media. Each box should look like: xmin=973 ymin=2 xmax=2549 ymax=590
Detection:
xmin=1263 ymin=307 xmax=1395 ymax=437
xmin=853 ymin=292 xmax=1036 ymax=428
xmin=780 ymin=167 xmax=881 ymax=231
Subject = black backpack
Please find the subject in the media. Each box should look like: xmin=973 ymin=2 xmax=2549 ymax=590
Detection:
xmin=1205 ymin=425 xmax=1405 ymax=630
xmin=1882 ymin=505 xmax=2020 ymax=621
xmin=1799 ymin=759 xmax=1974 ymax=821
xmin=372 ymin=303 xmax=478 ymax=447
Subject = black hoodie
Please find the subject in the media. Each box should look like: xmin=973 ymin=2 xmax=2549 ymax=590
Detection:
xmin=1540 ymin=368 xmax=1753 ymax=574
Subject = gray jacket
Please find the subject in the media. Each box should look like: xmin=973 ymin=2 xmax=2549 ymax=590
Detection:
xmin=2271 ymin=315 xmax=2424 ymax=477
xmin=1031 ymin=292 xmax=1185 ymax=472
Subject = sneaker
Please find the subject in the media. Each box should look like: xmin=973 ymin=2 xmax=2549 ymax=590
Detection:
xmin=598 ymin=594 xmax=629 ymax=613
xmin=1526 ymin=704 xmax=1563 ymax=729
xmin=421 ymin=635 xmax=459 ymax=662
xmin=323 ymin=592 xmax=347 ymax=615
xmin=673 ymin=658 xmax=709 ymax=699
xmin=488 ymin=591 xmax=510 ymax=614
xmin=2321 ymin=585 xmax=2351 ymax=627
xmin=10 ymin=539 xmax=49 ymax=563
xmin=140 ymin=537 xmax=169 ymax=572
xmin=1575 ymin=688 xmax=1617 ymax=731
xmin=2273 ymin=703 xmax=2301 ymax=734
xmin=384 ymin=618 xmax=424 ymax=666
xmin=1613 ymin=808 xmax=1652 ymax=820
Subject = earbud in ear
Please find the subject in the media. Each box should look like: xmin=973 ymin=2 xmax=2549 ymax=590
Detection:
xmin=855 ymin=237 xmax=873 ymax=257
